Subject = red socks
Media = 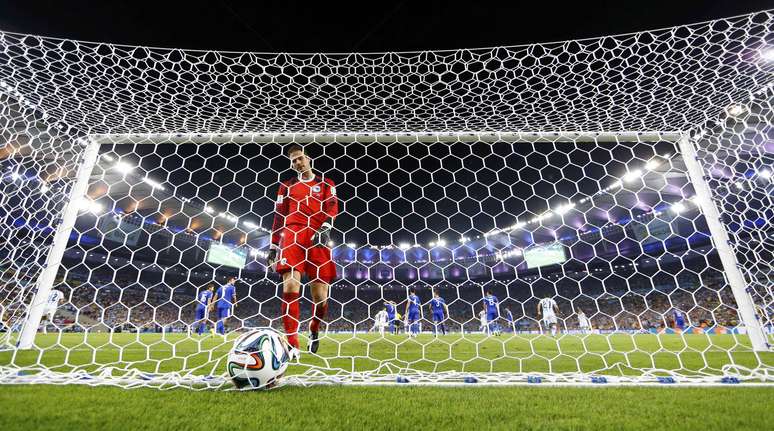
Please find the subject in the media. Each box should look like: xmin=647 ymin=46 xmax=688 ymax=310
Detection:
xmin=310 ymin=300 xmax=328 ymax=333
xmin=282 ymin=291 xmax=300 ymax=348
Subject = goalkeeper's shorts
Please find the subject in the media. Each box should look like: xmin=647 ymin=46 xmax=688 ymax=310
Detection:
xmin=276 ymin=224 xmax=337 ymax=284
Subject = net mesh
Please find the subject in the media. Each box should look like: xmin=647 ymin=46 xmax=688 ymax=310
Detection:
xmin=0 ymin=11 xmax=773 ymax=389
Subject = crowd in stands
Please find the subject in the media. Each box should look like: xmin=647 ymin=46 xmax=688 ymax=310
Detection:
xmin=31 ymin=270 xmax=751 ymax=335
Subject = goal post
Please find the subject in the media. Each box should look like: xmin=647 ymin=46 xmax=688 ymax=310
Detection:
xmin=676 ymin=136 xmax=770 ymax=352
xmin=16 ymin=138 xmax=100 ymax=349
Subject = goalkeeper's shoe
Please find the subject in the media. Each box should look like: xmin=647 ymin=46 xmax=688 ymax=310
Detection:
xmin=309 ymin=331 xmax=320 ymax=354
xmin=287 ymin=345 xmax=302 ymax=362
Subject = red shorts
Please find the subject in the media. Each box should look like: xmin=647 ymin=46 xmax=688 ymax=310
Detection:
xmin=275 ymin=225 xmax=337 ymax=284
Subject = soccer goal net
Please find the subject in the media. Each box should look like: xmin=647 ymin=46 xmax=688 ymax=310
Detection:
xmin=1 ymin=11 xmax=773 ymax=388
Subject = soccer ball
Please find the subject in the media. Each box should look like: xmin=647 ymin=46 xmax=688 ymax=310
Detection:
xmin=227 ymin=328 xmax=290 ymax=389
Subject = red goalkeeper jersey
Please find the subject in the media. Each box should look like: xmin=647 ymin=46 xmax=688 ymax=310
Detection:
xmin=270 ymin=174 xmax=338 ymax=246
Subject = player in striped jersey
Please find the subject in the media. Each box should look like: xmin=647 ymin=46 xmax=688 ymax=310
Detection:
xmin=537 ymin=297 xmax=560 ymax=337
xmin=39 ymin=289 xmax=64 ymax=334
xmin=373 ymin=307 xmax=388 ymax=336
xmin=577 ymin=309 xmax=591 ymax=334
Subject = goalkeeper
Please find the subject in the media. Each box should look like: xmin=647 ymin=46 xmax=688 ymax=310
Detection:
xmin=268 ymin=144 xmax=338 ymax=358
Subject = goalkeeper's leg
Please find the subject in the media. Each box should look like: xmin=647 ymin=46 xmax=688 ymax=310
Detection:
xmin=281 ymin=271 xmax=302 ymax=350
xmin=308 ymin=281 xmax=329 ymax=354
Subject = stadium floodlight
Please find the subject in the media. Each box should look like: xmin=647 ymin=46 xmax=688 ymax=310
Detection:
xmin=761 ymin=48 xmax=774 ymax=61
xmin=645 ymin=159 xmax=660 ymax=170
xmin=554 ymin=203 xmax=575 ymax=215
xmin=113 ymin=161 xmax=134 ymax=174
xmin=622 ymin=169 xmax=642 ymax=183
xmin=142 ymin=177 xmax=165 ymax=190
xmin=725 ymin=103 xmax=749 ymax=118
xmin=101 ymin=154 xmax=115 ymax=162
xmin=80 ymin=200 xmax=103 ymax=214
xmin=218 ymin=212 xmax=238 ymax=222
xmin=242 ymin=220 xmax=258 ymax=230
xmin=39 ymin=183 xmax=49 ymax=193
xmin=670 ymin=202 xmax=686 ymax=214
xmin=398 ymin=242 xmax=411 ymax=250
xmin=346 ymin=242 xmax=357 ymax=248
xmin=9 ymin=171 xmax=20 ymax=181
xmin=759 ymin=169 xmax=772 ymax=179
xmin=204 ymin=206 xmax=215 ymax=214
xmin=436 ymin=239 xmax=447 ymax=247
xmin=327 ymin=240 xmax=335 ymax=247
xmin=735 ymin=181 xmax=745 ymax=190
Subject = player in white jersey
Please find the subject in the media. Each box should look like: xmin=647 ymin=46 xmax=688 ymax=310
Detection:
xmin=40 ymin=289 xmax=64 ymax=334
xmin=373 ymin=308 xmax=388 ymax=336
xmin=577 ymin=309 xmax=592 ymax=334
xmin=537 ymin=297 xmax=560 ymax=337
xmin=478 ymin=309 xmax=488 ymax=335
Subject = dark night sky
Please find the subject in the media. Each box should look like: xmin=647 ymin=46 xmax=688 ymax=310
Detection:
xmin=0 ymin=1 xmax=771 ymax=53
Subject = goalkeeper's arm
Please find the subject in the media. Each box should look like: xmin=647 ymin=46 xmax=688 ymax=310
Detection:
xmin=267 ymin=183 xmax=289 ymax=268
xmin=311 ymin=178 xmax=338 ymax=247
xmin=311 ymin=217 xmax=334 ymax=246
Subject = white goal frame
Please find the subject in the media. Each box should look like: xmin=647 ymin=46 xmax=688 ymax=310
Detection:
xmin=16 ymin=130 xmax=770 ymax=355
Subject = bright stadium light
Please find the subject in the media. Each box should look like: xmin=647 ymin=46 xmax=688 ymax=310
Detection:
xmin=39 ymin=183 xmax=50 ymax=193
xmin=81 ymin=200 xmax=103 ymax=214
xmin=607 ymin=180 xmax=622 ymax=190
xmin=101 ymin=154 xmax=115 ymax=162
xmin=218 ymin=212 xmax=238 ymax=222
xmin=645 ymin=159 xmax=660 ymax=170
xmin=555 ymin=203 xmax=575 ymax=215
xmin=204 ymin=206 xmax=215 ymax=214
xmin=142 ymin=177 xmax=165 ymax=190
xmin=670 ymin=202 xmax=686 ymax=214
xmin=398 ymin=242 xmax=411 ymax=250
xmin=9 ymin=172 xmax=20 ymax=181
xmin=761 ymin=48 xmax=774 ymax=61
xmin=113 ymin=161 xmax=134 ymax=174
xmin=437 ymin=239 xmax=447 ymax=247
xmin=538 ymin=212 xmax=552 ymax=221
xmin=725 ymin=103 xmax=749 ymax=118
xmin=759 ymin=169 xmax=772 ymax=179
xmin=327 ymin=240 xmax=335 ymax=247
xmin=242 ymin=220 xmax=258 ymax=229
xmin=347 ymin=242 xmax=357 ymax=248
xmin=622 ymin=169 xmax=642 ymax=183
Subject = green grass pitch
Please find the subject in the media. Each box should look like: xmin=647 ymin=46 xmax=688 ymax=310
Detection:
xmin=2 ymin=332 xmax=774 ymax=430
